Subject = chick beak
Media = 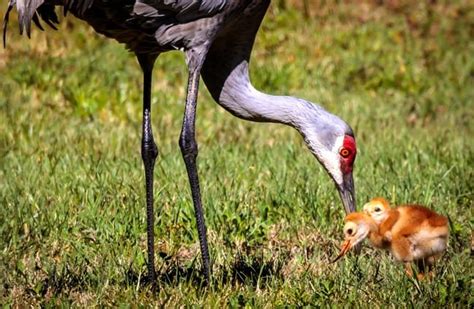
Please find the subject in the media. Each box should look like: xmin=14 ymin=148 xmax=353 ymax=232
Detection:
xmin=331 ymin=239 xmax=353 ymax=263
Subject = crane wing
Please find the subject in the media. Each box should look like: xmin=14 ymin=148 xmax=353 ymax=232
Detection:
xmin=3 ymin=0 xmax=95 ymax=46
xmin=3 ymin=0 xmax=226 ymax=47
xmin=3 ymin=0 xmax=44 ymax=45
xmin=134 ymin=0 xmax=226 ymax=23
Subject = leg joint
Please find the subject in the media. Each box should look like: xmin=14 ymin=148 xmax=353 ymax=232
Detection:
xmin=179 ymin=133 xmax=198 ymax=158
xmin=141 ymin=139 xmax=158 ymax=162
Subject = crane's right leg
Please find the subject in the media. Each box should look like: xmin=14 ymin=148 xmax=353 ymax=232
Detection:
xmin=137 ymin=53 xmax=159 ymax=286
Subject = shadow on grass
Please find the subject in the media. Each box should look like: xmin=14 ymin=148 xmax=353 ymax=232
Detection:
xmin=124 ymin=252 xmax=284 ymax=291
xmin=5 ymin=251 xmax=286 ymax=300
xmin=124 ymin=262 xmax=205 ymax=289
xmin=224 ymin=254 xmax=283 ymax=286
xmin=7 ymin=263 xmax=98 ymax=300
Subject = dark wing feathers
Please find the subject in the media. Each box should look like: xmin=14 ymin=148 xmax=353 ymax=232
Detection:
xmin=65 ymin=0 xmax=95 ymax=16
xmin=3 ymin=0 xmax=94 ymax=46
xmin=134 ymin=0 xmax=226 ymax=22
xmin=3 ymin=0 xmax=227 ymax=47
xmin=37 ymin=5 xmax=59 ymax=30
xmin=31 ymin=11 xmax=45 ymax=31
xmin=29 ymin=4 xmax=60 ymax=34
xmin=2 ymin=0 xmax=15 ymax=47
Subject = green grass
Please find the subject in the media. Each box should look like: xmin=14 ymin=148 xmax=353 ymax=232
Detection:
xmin=1 ymin=1 xmax=473 ymax=306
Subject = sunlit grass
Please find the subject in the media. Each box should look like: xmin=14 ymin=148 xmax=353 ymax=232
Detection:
xmin=0 ymin=1 xmax=472 ymax=306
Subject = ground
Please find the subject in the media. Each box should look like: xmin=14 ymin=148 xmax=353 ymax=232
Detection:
xmin=0 ymin=1 xmax=472 ymax=306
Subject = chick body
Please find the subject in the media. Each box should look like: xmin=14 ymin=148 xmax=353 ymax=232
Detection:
xmin=335 ymin=198 xmax=449 ymax=277
xmin=363 ymin=198 xmax=449 ymax=264
xmin=364 ymin=198 xmax=449 ymax=278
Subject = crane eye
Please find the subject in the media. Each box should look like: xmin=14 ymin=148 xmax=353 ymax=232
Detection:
xmin=346 ymin=228 xmax=353 ymax=236
xmin=339 ymin=147 xmax=350 ymax=158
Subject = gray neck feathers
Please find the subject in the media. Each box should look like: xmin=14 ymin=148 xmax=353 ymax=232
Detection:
xmin=213 ymin=61 xmax=338 ymax=138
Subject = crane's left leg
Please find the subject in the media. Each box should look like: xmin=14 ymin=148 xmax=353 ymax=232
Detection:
xmin=179 ymin=52 xmax=211 ymax=282
xmin=137 ymin=53 xmax=159 ymax=287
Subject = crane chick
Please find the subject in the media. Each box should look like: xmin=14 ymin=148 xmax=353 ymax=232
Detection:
xmin=363 ymin=197 xmax=396 ymax=246
xmin=334 ymin=198 xmax=449 ymax=278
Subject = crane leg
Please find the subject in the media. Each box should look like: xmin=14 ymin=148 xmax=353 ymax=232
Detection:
xmin=179 ymin=59 xmax=211 ymax=282
xmin=137 ymin=53 xmax=158 ymax=286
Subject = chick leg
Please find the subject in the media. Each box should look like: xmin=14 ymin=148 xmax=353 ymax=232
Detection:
xmin=404 ymin=263 xmax=414 ymax=277
xmin=414 ymin=259 xmax=428 ymax=280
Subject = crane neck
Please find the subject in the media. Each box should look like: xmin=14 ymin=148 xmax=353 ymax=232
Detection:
xmin=204 ymin=61 xmax=330 ymax=136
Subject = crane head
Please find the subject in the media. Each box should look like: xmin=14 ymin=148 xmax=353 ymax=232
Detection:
xmin=332 ymin=212 xmax=375 ymax=262
xmin=303 ymin=121 xmax=357 ymax=214
xmin=363 ymin=197 xmax=391 ymax=224
xmin=336 ymin=134 xmax=357 ymax=214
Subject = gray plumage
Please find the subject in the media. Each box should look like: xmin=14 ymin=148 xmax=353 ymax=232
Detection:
xmin=3 ymin=0 xmax=357 ymax=283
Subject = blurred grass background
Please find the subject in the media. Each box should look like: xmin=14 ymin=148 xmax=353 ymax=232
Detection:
xmin=0 ymin=0 xmax=473 ymax=306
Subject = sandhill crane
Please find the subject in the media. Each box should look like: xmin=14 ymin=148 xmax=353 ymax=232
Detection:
xmin=3 ymin=0 xmax=357 ymax=284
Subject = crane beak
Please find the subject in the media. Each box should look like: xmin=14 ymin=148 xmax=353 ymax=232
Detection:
xmin=337 ymin=172 xmax=356 ymax=214
xmin=331 ymin=239 xmax=353 ymax=263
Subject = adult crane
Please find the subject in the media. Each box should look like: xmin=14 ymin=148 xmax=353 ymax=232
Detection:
xmin=3 ymin=0 xmax=358 ymax=284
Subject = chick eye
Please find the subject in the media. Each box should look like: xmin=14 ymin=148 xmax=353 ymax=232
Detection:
xmin=375 ymin=207 xmax=381 ymax=212
xmin=339 ymin=147 xmax=350 ymax=158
